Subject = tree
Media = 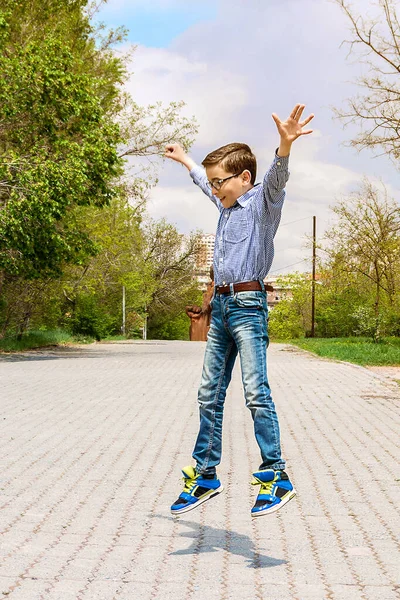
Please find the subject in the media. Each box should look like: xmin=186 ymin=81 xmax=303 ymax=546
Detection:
xmin=143 ymin=219 xmax=202 ymax=339
xmin=320 ymin=179 xmax=400 ymax=336
xmin=0 ymin=0 xmax=199 ymax=339
xmin=334 ymin=0 xmax=400 ymax=162
xmin=268 ymin=273 xmax=311 ymax=339
xmin=0 ymin=0 xmax=124 ymax=279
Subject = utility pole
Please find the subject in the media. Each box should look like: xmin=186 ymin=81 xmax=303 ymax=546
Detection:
xmin=122 ymin=285 xmax=126 ymax=336
xmin=311 ymin=216 xmax=316 ymax=337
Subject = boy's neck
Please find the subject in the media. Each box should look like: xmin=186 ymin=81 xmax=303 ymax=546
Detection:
xmin=240 ymin=183 xmax=254 ymax=197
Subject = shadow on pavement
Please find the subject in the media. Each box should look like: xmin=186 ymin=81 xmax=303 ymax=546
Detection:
xmin=0 ymin=346 xmax=104 ymax=363
xmin=0 ymin=341 xmax=171 ymax=363
xmin=154 ymin=514 xmax=286 ymax=569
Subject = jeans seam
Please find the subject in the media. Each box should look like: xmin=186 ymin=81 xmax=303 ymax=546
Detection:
xmin=259 ymin=319 xmax=282 ymax=468
xmin=202 ymin=339 xmax=235 ymax=470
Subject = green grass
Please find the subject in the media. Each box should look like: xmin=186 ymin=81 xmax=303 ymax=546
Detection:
xmin=289 ymin=336 xmax=400 ymax=366
xmin=0 ymin=329 xmax=96 ymax=353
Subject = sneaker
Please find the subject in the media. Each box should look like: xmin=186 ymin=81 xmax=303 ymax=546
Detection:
xmin=170 ymin=466 xmax=224 ymax=515
xmin=251 ymin=469 xmax=296 ymax=517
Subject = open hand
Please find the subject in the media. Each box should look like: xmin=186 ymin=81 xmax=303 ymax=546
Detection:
xmin=272 ymin=104 xmax=314 ymax=144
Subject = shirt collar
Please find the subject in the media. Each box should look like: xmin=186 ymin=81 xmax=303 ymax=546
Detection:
xmin=236 ymin=183 xmax=261 ymax=207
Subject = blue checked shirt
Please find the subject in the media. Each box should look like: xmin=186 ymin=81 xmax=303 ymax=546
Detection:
xmin=190 ymin=153 xmax=290 ymax=286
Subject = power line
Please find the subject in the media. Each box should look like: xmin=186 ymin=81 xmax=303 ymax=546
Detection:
xmin=269 ymin=258 xmax=309 ymax=274
xmin=280 ymin=216 xmax=311 ymax=227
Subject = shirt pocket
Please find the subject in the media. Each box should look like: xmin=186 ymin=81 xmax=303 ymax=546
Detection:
xmin=225 ymin=211 xmax=249 ymax=243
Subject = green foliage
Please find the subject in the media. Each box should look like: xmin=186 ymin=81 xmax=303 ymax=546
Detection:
xmin=268 ymin=301 xmax=304 ymax=340
xmin=148 ymin=311 xmax=191 ymax=341
xmin=291 ymin=337 xmax=400 ymax=366
xmin=0 ymin=275 xmax=63 ymax=338
xmin=0 ymin=328 xmax=75 ymax=352
xmin=352 ymin=305 xmax=382 ymax=342
xmin=382 ymin=309 xmax=400 ymax=337
xmin=0 ymin=0 xmax=196 ymax=338
xmin=268 ymin=273 xmax=311 ymax=339
xmin=144 ymin=223 xmax=203 ymax=340
xmin=317 ymin=179 xmax=400 ymax=340
xmin=0 ymin=8 xmax=124 ymax=277
xmin=0 ymin=0 xmax=199 ymax=341
xmin=66 ymin=294 xmax=119 ymax=341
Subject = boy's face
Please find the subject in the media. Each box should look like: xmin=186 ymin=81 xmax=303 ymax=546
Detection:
xmin=205 ymin=165 xmax=252 ymax=209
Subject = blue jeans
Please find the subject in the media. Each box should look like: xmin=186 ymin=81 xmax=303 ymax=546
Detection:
xmin=192 ymin=289 xmax=285 ymax=475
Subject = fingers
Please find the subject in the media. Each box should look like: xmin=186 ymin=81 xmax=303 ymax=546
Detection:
xmin=300 ymin=113 xmax=315 ymax=127
xmin=290 ymin=104 xmax=311 ymax=122
xmin=290 ymin=104 xmax=302 ymax=119
xmin=294 ymin=104 xmax=305 ymax=121
xmin=271 ymin=113 xmax=281 ymax=125
xmin=300 ymin=129 xmax=313 ymax=136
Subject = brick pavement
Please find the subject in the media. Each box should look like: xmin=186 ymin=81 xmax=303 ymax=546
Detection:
xmin=0 ymin=341 xmax=399 ymax=600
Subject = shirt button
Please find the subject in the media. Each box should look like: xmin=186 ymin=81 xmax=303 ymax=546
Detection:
xmin=277 ymin=162 xmax=281 ymax=166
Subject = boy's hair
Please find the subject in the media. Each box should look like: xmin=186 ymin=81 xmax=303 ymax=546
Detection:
xmin=202 ymin=143 xmax=257 ymax=185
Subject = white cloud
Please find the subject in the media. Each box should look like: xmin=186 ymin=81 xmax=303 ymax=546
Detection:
xmin=146 ymin=184 xmax=219 ymax=234
xmin=126 ymin=46 xmax=249 ymax=146
xmin=112 ymin=0 xmax=400 ymax=274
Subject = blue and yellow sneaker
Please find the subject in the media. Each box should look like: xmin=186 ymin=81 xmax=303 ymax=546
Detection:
xmin=170 ymin=466 xmax=224 ymax=515
xmin=251 ymin=469 xmax=296 ymax=517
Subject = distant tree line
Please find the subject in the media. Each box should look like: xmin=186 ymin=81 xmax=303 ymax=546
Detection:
xmin=270 ymin=0 xmax=400 ymax=342
xmin=269 ymin=179 xmax=400 ymax=341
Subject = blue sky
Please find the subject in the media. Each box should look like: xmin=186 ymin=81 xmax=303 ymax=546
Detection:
xmin=96 ymin=0 xmax=399 ymax=275
xmin=97 ymin=2 xmax=217 ymax=47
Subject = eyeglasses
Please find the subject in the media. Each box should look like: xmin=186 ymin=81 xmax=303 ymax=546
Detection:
xmin=206 ymin=173 xmax=241 ymax=191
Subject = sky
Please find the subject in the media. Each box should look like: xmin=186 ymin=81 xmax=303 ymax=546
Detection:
xmin=96 ymin=0 xmax=399 ymax=276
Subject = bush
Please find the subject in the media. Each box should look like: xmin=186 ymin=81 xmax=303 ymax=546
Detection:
xmin=148 ymin=311 xmax=190 ymax=340
xmin=352 ymin=305 xmax=382 ymax=342
xmin=269 ymin=301 xmax=304 ymax=340
xmin=67 ymin=295 xmax=119 ymax=341
xmin=383 ymin=311 xmax=400 ymax=337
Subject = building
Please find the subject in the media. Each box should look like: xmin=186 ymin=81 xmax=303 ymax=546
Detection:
xmin=195 ymin=233 xmax=215 ymax=272
xmin=194 ymin=234 xmax=215 ymax=288
xmin=264 ymin=275 xmax=293 ymax=308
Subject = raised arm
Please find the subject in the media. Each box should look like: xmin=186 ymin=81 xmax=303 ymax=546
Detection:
xmin=165 ymin=143 xmax=221 ymax=207
xmin=264 ymin=104 xmax=314 ymax=203
xmin=273 ymin=103 xmax=314 ymax=158
xmin=165 ymin=143 xmax=196 ymax=171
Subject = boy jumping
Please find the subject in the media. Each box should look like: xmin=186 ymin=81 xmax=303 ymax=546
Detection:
xmin=165 ymin=104 xmax=314 ymax=517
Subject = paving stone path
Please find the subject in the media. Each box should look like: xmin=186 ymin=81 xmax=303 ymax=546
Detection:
xmin=0 ymin=341 xmax=399 ymax=600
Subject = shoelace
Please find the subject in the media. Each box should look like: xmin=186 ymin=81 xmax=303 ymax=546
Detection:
xmin=251 ymin=477 xmax=274 ymax=495
xmin=183 ymin=475 xmax=199 ymax=494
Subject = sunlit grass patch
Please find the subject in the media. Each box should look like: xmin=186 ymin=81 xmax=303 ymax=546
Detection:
xmin=0 ymin=329 xmax=91 ymax=352
xmin=289 ymin=337 xmax=400 ymax=366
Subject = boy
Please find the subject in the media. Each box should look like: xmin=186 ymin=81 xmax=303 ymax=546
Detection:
xmin=165 ymin=104 xmax=314 ymax=517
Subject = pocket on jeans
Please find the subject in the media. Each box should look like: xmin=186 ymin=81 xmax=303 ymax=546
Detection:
xmin=233 ymin=292 xmax=263 ymax=309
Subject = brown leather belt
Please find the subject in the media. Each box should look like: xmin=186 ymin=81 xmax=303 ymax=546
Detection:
xmin=215 ymin=280 xmax=273 ymax=294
